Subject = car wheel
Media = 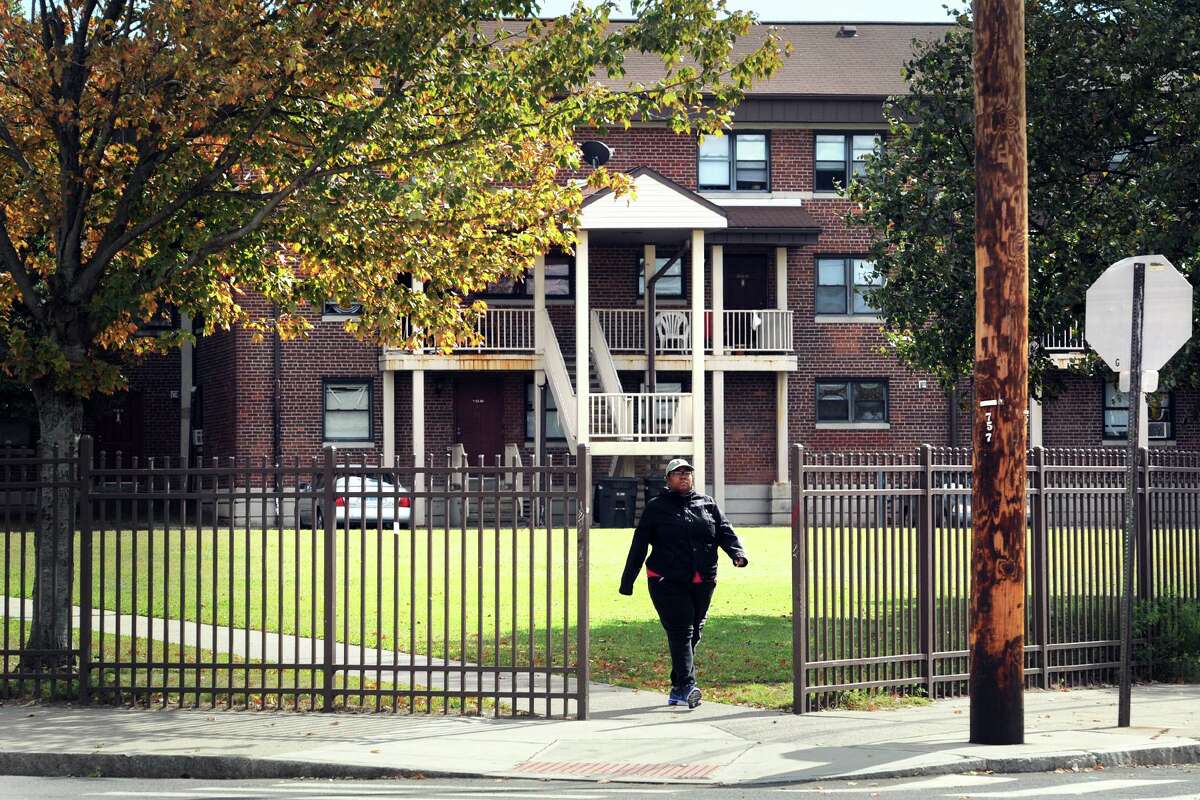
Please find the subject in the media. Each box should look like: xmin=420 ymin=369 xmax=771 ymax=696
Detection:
xmin=316 ymin=508 xmax=324 ymax=528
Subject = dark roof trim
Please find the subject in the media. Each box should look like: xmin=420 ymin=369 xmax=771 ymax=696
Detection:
xmin=709 ymin=230 xmax=819 ymax=246
xmin=581 ymin=166 xmax=728 ymax=217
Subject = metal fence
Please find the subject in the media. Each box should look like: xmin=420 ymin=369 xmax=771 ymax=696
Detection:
xmin=790 ymin=445 xmax=1200 ymax=712
xmin=0 ymin=438 xmax=591 ymax=718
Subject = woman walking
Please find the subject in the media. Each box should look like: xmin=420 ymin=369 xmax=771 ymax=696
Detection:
xmin=618 ymin=458 xmax=748 ymax=708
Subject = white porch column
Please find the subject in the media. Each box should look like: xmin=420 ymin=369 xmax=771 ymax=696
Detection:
xmin=411 ymin=275 xmax=426 ymax=523
xmin=179 ymin=312 xmax=193 ymax=463
xmin=1138 ymin=394 xmax=1149 ymax=448
xmin=382 ymin=370 xmax=395 ymax=466
xmin=533 ymin=254 xmax=546 ymax=348
xmin=412 ymin=369 xmax=426 ymax=524
xmin=775 ymin=247 xmax=788 ymax=311
xmin=1029 ymin=395 xmax=1043 ymax=449
xmin=712 ymin=371 xmax=725 ymax=508
xmin=711 ymin=245 xmax=724 ymax=355
xmin=575 ymin=231 xmax=590 ymax=447
xmin=691 ymin=230 xmax=706 ymax=493
xmin=776 ymin=372 xmax=789 ymax=483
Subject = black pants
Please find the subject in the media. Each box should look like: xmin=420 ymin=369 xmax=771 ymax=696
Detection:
xmin=647 ymin=577 xmax=716 ymax=689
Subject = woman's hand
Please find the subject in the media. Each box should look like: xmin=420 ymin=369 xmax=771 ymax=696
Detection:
xmin=734 ymin=556 xmax=748 ymax=568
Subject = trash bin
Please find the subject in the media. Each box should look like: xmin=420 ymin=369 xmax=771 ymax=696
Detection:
xmin=642 ymin=475 xmax=667 ymax=507
xmin=593 ymin=477 xmax=639 ymax=527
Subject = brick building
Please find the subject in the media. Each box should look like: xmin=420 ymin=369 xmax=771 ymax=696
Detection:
xmin=48 ymin=22 xmax=1197 ymax=523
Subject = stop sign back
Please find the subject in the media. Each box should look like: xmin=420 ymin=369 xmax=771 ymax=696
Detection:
xmin=1084 ymin=255 xmax=1193 ymax=372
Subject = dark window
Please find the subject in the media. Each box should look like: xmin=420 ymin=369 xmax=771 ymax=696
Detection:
xmin=323 ymin=301 xmax=364 ymax=317
xmin=1104 ymin=384 xmax=1172 ymax=440
xmin=323 ymin=379 xmax=372 ymax=441
xmin=816 ymin=380 xmax=889 ymax=423
xmin=525 ymin=381 xmax=565 ymax=441
xmin=638 ymin=254 xmax=685 ymax=298
xmin=815 ymin=256 xmax=881 ymax=315
xmin=481 ymin=254 xmax=574 ymax=298
xmin=698 ymin=132 xmax=769 ymax=191
xmin=137 ymin=306 xmax=180 ymax=335
xmin=815 ymin=132 xmax=881 ymax=191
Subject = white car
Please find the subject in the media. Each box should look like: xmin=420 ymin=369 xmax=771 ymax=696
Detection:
xmin=296 ymin=474 xmax=411 ymax=528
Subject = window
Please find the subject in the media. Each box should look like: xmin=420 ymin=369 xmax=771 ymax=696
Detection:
xmin=1104 ymin=384 xmax=1172 ymax=440
xmin=816 ymin=380 xmax=889 ymax=423
xmin=481 ymin=254 xmax=573 ymax=298
xmin=323 ymin=301 xmax=363 ymax=317
xmin=323 ymin=380 xmax=372 ymax=441
xmin=816 ymin=256 xmax=881 ymax=316
xmin=815 ymin=133 xmax=881 ymax=191
xmin=525 ymin=381 xmax=565 ymax=441
xmin=638 ymin=255 xmax=684 ymax=298
xmin=697 ymin=132 xmax=769 ymax=191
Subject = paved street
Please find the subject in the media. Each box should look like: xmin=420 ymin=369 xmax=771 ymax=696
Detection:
xmin=2 ymin=766 xmax=1199 ymax=799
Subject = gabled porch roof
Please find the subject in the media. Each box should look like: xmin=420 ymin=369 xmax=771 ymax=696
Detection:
xmin=580 ymin=167 xmax=820 ymax=246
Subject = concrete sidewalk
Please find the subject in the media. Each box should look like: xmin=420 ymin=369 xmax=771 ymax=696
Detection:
xmin=0 ymin=684 xmax=1196 ymax=784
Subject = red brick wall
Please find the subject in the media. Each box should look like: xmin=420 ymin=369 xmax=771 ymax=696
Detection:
xmin=723 ymin=372 xmax=777 ymax=483
xmin=196 ymin=328 xmax=237 ymax=461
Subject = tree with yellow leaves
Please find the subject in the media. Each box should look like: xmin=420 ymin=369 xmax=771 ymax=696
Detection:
xmin=0 ymin=0 xmax=782 ymax=669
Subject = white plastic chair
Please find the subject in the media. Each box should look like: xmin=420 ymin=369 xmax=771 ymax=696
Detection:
xmin=655 ymin=311 xmax=690 ymax=352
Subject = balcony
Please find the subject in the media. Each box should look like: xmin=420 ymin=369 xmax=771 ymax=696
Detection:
xmin=1041 ymin=326 xmax=1086 ymax=352
xmin=593 ymin=309 xmax=793 ymax=354
xmin=396 ymin=308 xmax=536 ymax=353
xmin=589 ymin=392 xmax=693 ymax=443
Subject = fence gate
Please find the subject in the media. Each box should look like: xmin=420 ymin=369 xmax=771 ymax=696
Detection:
xmin=0 ymin=439 xmax=592 ymax=719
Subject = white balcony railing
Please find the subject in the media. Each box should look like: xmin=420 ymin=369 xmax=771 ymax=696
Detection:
xmin=720 ymin=310 xmax=793 ymax=353
xmin=398 ymin=308 xmax=535 ymax=353
xmin=589 ymin=392 xmax=693 ymax=442
xmin=1041 ymin=326 xmax=1086 ymax=352
xmin=593 ymin=309 xmax=793 ymax=354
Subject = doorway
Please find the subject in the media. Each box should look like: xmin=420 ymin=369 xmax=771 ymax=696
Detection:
xmin=723 ymin=253 xmax=770 ymax=309
xmin=454 ymin=376 xmax=505 ymax=458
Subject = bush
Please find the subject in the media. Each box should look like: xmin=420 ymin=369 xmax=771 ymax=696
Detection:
xmin=1135 ymin=597 xmax=1200 ymax=682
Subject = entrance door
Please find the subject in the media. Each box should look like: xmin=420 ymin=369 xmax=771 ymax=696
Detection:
xmin=92 ymin=390 xmax=144 ymax=460
xmin=454 ymin=376 xmax=505 ymax=459
xmin=723 ymin=254 xmax=770 ymax=309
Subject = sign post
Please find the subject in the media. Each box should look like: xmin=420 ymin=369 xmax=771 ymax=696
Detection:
xmin=1085 ymin=254 xmax=1193 ymax=727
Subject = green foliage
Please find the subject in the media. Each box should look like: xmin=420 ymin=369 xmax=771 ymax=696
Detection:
xmin=1135 ymin=596 xmax=1200 ymax=683
xmin=0 ymin=0 xmax=785 ymax=399
xmin=847 ymin=0 xmax=1200 ymax=396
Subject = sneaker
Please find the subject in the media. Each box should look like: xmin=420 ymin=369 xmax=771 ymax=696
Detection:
xmin=685 ymin=684 xmax=702 ymax=709
xmin=667 ymin=686 xmax=687 ymax=706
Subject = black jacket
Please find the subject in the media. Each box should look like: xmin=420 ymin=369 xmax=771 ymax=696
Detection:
xmin=619 ymin=489 xmax=747 ymax=595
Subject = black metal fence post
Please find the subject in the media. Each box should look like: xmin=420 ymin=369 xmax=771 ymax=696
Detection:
xmin=575 ymin=444 xmax=591 ymax=720
xmin=791 ymin=444 xmax=807 ymax=714
xmin=1032 ymin=446 xmax=1050 ymax=689
xmin=77 ymin=436 xmax=93 ymax=704
xmin=321 ymin=446 xmax=336 ymax=712
xmin=918 ymin=444 xmax=934 ymax=697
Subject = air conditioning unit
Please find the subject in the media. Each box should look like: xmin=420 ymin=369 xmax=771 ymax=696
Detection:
xmin=1148 ymin=421 xmax=1169 ymax=439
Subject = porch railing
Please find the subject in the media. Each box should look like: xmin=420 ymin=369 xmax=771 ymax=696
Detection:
xmin=588 ymin=392 xmax=693 ymax=441
xmin=396 ymin=308 xmax=536 ymax=353
xmin=593 ymin=309 xmax=793 ymax=354
xmin=1040 ymin=325 xmax=1086 ymax=352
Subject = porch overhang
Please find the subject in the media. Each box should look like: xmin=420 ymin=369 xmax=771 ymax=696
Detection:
xmin=579 ymin=167 xmax=822 ymax=246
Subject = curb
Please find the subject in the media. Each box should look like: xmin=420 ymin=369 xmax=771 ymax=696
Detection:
xmin=0 ymin=741 xmax=1196 ymax=784
xmin=737 ymin=741 xmax=1200 ymax=787
xmin=0 ymin=751 xmax=477 ymax=781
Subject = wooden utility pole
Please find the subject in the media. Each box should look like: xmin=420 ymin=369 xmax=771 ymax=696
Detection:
xmin=970 ymin=0 xmax=1028 ymax=746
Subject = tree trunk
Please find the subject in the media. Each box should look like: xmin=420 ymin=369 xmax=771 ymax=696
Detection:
xmin=20 ymin=384 xmax=83 ymax=672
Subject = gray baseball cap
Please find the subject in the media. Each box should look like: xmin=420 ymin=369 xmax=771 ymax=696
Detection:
xmin=664 ymin=458 xmax=694 ymax=476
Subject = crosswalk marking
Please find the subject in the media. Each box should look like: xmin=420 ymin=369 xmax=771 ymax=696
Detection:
xmin=951 ymin=777 xmax=1185 ymax=797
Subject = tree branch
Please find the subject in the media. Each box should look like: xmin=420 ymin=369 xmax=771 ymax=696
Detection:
xmin=0 ymin=207 xmax=43 ymax=319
